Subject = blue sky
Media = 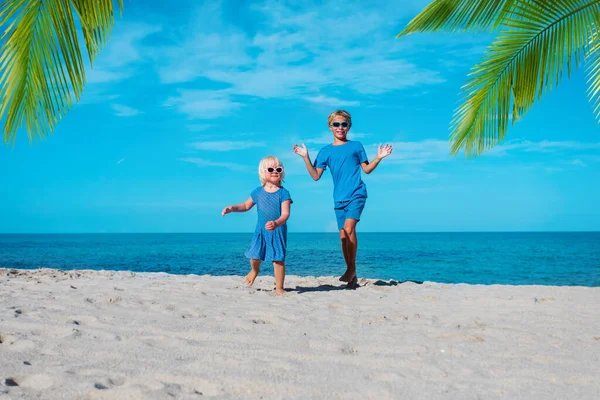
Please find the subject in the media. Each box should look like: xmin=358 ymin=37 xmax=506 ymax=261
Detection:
xmin=1 ymin=0 xmax=599 ymax=233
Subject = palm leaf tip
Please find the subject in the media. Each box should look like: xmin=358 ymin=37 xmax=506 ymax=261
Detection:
xmin=586 ymin=28 xmax=600 ymax=121
xmin=443 ymin=0 xmax=600 ymax=156
xmin=0 ymin=0 xmax=124 ymax=145
xmin=397 ymin=0 xmax=515 ymax=38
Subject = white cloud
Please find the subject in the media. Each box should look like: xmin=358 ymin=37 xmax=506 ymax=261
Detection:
xmin=371 ymin=139 xmax=452 ymax=164
xmin=188 ymin=141 xmax=266 ymax=151
xmin=487 ymin=140 xmax=600 ymax=156
xmin=531 ymin=141 xmax=600 ymax=151
xmin=366 ymin=170 xmax=440 ymax=182
xmin=302 ymin=132 xmax=334 ymax=145
xmin=100 ymin=23 xmax=162 ymax=67
xmin=571 ymin=159 xmax=587 ymax=167
xmin=305 ymin=95 xmax=360 ymax=107
xmin=164 ymin=90 xmax=243 ymax=119
xmin=78 ymin=92 xmax=120 ymax=105
xmin=150 ymin=0 xmax=445 ymax=108
xmin=87 ymin=23 xmax=161 ymax=84
xmin=87 ymin=70 xmax=131 ymax=84
xmin=179 ymin=157 xmax=247 ymax=171
xmin=187 ymin=124 xmax=214 ymax=132
xmin=111 ymin=104 xmax=142 ymax=117
xmin=116 ymin=158 xmax=125 ymax=164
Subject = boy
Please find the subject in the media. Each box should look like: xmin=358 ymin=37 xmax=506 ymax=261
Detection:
xmin=293 ymin=110 xmax=392 ymax=288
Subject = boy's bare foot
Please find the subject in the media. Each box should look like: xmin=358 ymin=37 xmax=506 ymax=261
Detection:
xmin=245 ymin=270 xmax=259 ymax=286
xmin=346 ymin=275 xmax=358 ymax=289
xmin=339 ymin=270 xmax=351 ymax=282
xmin=275 ymin=288 xmax=285 ymax=296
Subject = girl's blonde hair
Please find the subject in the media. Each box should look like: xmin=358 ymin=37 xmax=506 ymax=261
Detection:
xmin=258 ymin=156 xmax=285 ymax=186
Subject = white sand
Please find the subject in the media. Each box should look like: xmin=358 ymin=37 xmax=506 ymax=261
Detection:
xmin=0 ymin=268 xmax=599 ymax=399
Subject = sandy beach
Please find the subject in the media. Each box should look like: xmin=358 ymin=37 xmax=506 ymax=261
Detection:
xmin=1 ymin=268 xmax=599 ymax=399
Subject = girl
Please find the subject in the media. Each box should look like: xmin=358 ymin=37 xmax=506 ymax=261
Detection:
xmin=221 ymin=156 xmax=292 ymax=295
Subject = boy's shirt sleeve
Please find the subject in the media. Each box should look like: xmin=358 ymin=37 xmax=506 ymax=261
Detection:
xmin=357 ymin=142 xmax=368 ymax=164
xmin=313 ymin=147 xmax=328 ymax=169
xmin=280 ymin=188 xmax=293 ymax=204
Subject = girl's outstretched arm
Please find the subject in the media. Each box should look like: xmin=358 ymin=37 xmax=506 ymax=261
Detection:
xmin=265 ymin=200 xmax=291 ymax=231
xmin=361 ymin=144 xmax=393 ymax=174
xmin=221 ymin=197 xmax=254 ymax=216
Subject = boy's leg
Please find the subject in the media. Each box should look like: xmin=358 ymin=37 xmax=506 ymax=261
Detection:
xmin=245 ymin=258 xmax=261 ymax=286
xmin=339 ymin=229 xmax=351 ymax=281
xmin=335 ymin=202 xmax=352 ymax=282
xmin=340 ymin=197 xmax=365 ymax=286
xmin=273 ymin=261 xmax=285 ymax=296
xmin=341 ymin=219 xmax=358 ymax=286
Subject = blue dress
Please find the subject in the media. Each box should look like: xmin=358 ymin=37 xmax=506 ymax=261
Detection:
xmin=245 ymin=186 xmax=292 ymax=262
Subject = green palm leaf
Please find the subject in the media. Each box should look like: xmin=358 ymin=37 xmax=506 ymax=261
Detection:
xmin=397 ymin=0 xmax=516 ymax=36
xmin=453 ymin=0 xmax=600 ymax=156
xmin=587 ymin=27 xmax=600 ymax=120
xmin=398 ymin=0 xmax=600 ymax=156
xmin=0 ymin=0 xmax=124 ymax=145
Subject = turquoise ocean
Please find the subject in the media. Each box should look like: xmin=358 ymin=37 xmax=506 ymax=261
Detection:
xmin=1 ymin=233 xmax=599 ymax=286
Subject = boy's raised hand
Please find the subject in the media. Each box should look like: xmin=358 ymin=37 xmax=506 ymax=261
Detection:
xmin=376 ymin=144 xmax=393 ymax=159
xmin=293 ymin=143 xmax=308 ymax=158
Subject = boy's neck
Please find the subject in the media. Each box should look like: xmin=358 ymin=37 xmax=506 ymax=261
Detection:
xmin=332 ymin=137 xmax=349 ymax=146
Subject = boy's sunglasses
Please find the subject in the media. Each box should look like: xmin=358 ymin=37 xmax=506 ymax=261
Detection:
xmin=264 ymin=167 xmax=284 ymax=173
xmin=331 ymin=122 xmax=349 ymax=128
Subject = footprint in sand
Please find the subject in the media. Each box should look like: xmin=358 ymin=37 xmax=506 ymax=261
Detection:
xmin=340 ymin=345 xmax=358 ymax=354
xmin=441 ymin=334 xmax=485 ymax=342
xmin=163 ymin=382 xmax=184 ymax=397
xmin=17 ymin=374 xmax=54 ymax=390
xmin=93 ymin=376 xmax=126 ymax=390
xmin=108 ymin=377 xmax=125 ymax=386
xmin=7 ymin=307 xmax=23 ymax=317
xmin=0 ymin=335 xmax=36 ymax=352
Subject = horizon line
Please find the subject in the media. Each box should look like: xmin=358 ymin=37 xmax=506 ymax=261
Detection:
xmin=1 ymin=231 xmax=599 ymax=235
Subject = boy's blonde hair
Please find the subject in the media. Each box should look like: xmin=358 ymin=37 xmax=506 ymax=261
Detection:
xmin=258 ymin=155 xmax=285 ymax=186
xmin=328 ymin=109 xmax=352 ymax=127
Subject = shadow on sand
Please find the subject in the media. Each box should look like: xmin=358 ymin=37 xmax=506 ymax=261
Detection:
xmin=290 ymin=278 xmax=424 ymax=294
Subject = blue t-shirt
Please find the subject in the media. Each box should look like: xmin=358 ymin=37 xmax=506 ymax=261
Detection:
xmin=250 ymin=186 xmax=293 ymax=232
xmin=313 ymin=140 xmax=368 ymax=202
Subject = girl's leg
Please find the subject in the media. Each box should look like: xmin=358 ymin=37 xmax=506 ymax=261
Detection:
xmin=245 ymin=259 xmax=261 ymax=286
xmin=273 ymin=261 xmax=285 ymax=296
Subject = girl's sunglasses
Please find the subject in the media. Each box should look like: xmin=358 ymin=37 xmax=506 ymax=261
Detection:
xmin=264 ymin=167 xmax=284 ymax=173
xmin=331 ymin=122 xmax=349 ymax=128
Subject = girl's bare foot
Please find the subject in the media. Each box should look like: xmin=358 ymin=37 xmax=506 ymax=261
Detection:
xmin=245 ymin=270 xmax=259 ymax=286
xmin=275 ymin=288 xmax=285 ymax=296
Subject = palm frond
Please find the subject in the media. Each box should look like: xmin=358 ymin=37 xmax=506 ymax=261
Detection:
xmin=397 ymin=0 xmax=516 ymax=37
xmin=586 ymin=26 xmax=600 ymax=121
xmin=72 ymin=0 xmax=124 ymax=62
xmin=450 ymin=0 xmax=600 ymax=156
xmin=0 ymin=0 xmax=124 ymax=145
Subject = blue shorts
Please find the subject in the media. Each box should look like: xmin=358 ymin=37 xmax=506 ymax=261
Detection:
xmin=334 ymin=197 xmax=367 ymax=230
